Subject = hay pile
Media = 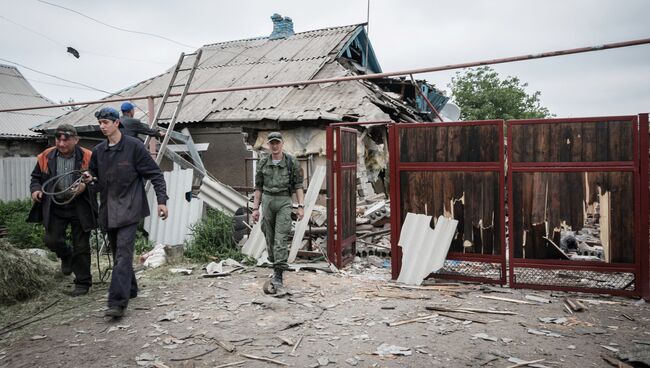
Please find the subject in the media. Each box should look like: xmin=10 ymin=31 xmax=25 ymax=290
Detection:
xmin=0 ymin=240 xmax=56 ymax=305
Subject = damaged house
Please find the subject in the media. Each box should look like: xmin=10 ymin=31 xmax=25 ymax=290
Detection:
xmin=33 ymin=15 xmax=455 ymax=201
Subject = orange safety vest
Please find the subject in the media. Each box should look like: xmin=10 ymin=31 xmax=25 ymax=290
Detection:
xmin=37 ymin=146 xmax=92 ymax=174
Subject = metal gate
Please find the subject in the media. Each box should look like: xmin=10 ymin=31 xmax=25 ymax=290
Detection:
xmin=388 ymin=121 xmax=506 ymax=284
xmin=507 ymin=114 xmax=649 ymax=297
xmin=326 ymin=126 xmax=358 ymax=268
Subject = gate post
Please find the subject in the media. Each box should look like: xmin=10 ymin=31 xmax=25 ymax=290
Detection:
xmin=640 ymin=113 xmax=649 ymax=300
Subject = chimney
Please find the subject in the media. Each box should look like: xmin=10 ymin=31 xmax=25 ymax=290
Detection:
xmin=269 ymin=13 xmax=294 ymax=40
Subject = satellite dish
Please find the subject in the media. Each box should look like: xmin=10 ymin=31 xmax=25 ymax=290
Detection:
xmin=440 ymin=102 xmax=461 ymax=122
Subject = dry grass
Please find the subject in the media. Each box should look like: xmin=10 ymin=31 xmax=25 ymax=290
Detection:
xmin=0 ymin=240 xmax=56 ymax=306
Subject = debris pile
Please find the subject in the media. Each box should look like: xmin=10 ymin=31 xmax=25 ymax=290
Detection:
xmin=0 ymin=240 xmax=56 ymax=305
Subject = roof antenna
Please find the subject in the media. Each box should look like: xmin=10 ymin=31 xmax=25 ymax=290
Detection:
xmin=364 ymin=0 xmax=370 ymax=73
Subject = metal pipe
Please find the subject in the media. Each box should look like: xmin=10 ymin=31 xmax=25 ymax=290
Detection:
xmin=2 ymin=37 xmax=650 ymax=113
xmin=409 ymin=74 xmax=444 ymax=122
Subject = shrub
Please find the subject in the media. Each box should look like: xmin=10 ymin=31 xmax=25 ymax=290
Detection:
xmin=0 ymin=199 xmax=44 ymax=249
xmin=184 ymin=208 xmax=244 ymax=262
xmin=135 ymin=227 xmax=154 ymax=255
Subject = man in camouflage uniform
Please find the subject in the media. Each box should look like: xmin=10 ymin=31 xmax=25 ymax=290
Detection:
xmin=251 ymin=132 xmax=304 ymax=293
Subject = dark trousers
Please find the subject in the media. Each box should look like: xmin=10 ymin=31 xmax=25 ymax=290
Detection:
xmin=106 ymin=223 xmax=138 ymax=308
xmin=44 ymin=205 xmax=92 ymax=288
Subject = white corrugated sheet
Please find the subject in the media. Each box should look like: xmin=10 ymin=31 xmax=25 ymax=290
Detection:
xmin=397 ymin=214 xmax=459 ymax=285
xmin=144 ymin=167 xmax=204 ymax=246
xmin=198 ymin=176 xmax=247 ymax=215
xmin=288 ymin=165 xmax=326 ymax=262
xmin=0 ymin=156 xmax=36 ymax=201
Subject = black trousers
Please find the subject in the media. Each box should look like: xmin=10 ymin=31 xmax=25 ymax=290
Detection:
xmin=44 ymin=205 xmax=92 ymax=288
xmin=106 ymin=223 xmax=138 ymax=308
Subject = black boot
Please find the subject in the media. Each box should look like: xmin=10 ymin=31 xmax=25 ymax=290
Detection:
xmin=272 ymin=268 xmax=284 ymax=289
xmin=60 ymin=255 xmax=72 ymax=276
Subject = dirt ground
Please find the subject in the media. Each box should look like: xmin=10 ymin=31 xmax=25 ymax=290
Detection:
xmin=1 ymin=259 xmax=649 ymax=368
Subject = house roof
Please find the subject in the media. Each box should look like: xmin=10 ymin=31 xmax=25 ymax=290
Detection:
xmin=0 ymin=64 xmax=68 ymax=139
xmin=35 ymin=23 xmax=416 ymax=133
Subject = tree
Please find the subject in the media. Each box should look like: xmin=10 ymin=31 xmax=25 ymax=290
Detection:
xmin=448 ymin=66 xmax=552 ymax=121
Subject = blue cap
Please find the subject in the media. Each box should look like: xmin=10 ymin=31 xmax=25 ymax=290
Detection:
xmin=120 ymin=102 xmax=135 ymax=112
xmin=94 ymin=107 xmax=120 ymax=121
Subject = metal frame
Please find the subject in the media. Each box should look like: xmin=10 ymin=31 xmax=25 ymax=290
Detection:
xmin=326 ymin=126 xmax=358 ymax=268
xmin=506 ymin=115 xmax=647 ymax=297
xmin=389 ymin=120 xmax=507 ymax=284
xmin=326 ymin=121 xmax=391 ymax=268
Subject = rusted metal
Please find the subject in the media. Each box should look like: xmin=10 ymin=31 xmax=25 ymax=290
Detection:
xmin=3 ymin=38 xmax=650 ymax=113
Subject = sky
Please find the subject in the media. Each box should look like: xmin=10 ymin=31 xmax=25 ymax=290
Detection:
xmin=1 ymin=0 xmax=648 ymax=118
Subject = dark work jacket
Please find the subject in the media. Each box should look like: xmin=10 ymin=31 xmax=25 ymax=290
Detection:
xmin=28 ymin=145 xmax=98 ymax=231
xmin=120 ymin=116 xmax=159 ymax=141
xmin=89 ymin=135 xmax=168 ymax=230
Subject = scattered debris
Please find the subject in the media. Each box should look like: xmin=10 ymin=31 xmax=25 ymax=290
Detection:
xmin=141 ymin=244 xmax=167 ymax=268
xmin=538 ymin=317 xmax=567 ymax=324
xmin=601 ymin=345 xmax=620 ymax=353
xmin=564 ymin=298 xmax=586 ymax=312
xmin=525 ymin=295 xmax=551 ymax=304
xmin=388 ymin=314 xmax=437 ymax=327
xmin=506 ymin=358 xmax=547 ymax=368
xmin=240 ymin=353 xmax=288 ymax=366
xmin=527 ymin=329 xmax=562 ymax=338
xmin=600 ymin=355 xmax=633 ymax=368
xmin=472 ymin=333 xmax=498 ymax=342
xmin=169 ymin=268 xmax=193 ymax=275
xmin=373 ymin=343 xmax=412 ymax=356
xmin=478 ymin=295 xmax=533 ymax=305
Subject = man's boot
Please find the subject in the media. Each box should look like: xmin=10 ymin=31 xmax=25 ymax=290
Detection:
xmin=60 ymin=255 xmax=72 ymax=276
xmin=271 ymin=268 xmax=284 ymax=289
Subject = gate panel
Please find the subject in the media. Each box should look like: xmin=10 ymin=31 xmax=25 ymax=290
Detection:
xmin=326 ymin=126 xmax=357 ymax=268
xmin=390 ymin=121 xmax=506 ymax=283
xmin=508 ymin=116 xmax=644 ymax=296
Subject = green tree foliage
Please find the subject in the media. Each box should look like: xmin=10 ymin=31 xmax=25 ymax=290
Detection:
xmin=449 ymin=66 xmax=552 ymax=121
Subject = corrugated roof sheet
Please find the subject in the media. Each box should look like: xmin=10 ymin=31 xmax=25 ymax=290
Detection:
xmin=34 ymin=24 xmax=394 ymax=132
xmin=0 ymin=64 xmax=68 ymax=138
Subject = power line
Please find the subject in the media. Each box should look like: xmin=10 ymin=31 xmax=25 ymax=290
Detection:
xmin=0 ymin=57 xmax=113 ymax=95
xmin=0 ymin=14 xmax=170 ymax=65
xmin=37 ymin=0 xmax=197 ymax=49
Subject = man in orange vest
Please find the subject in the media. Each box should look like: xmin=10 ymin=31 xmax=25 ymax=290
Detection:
xmin=28 ymin=124 xmax=98 ymax=296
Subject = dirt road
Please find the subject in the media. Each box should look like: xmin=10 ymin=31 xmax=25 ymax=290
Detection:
xmin=1 ymin=264 xmax=648 ymax=367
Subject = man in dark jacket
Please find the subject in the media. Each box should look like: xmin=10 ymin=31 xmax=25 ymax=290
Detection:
xmin=29 ymin=124 xmax=97 ymax=296
xmin=84 ymin=107 xmax=169 ymax=318
xmin=120 ymin=102 xmax=164 ymax=141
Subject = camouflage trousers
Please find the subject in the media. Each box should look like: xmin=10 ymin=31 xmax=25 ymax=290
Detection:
xmin=261 ymin=195 xmax=292 ymax=269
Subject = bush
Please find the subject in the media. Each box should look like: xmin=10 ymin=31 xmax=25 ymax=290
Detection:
xmin=184 ymin=208 xmax=244 ymax=262
xmin=135 ymin=227 xmax=154 ymax=255
xmin=0 ymin=199 xmax=44 ymax=249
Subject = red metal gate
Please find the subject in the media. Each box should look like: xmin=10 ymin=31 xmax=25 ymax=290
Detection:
xmin=507 ymin=114 xmax=649 ymax=297
xmin=389 ymin=121 xmax=507 ymax=284
xmin=326 ymin=126 xmax=358 ymax=268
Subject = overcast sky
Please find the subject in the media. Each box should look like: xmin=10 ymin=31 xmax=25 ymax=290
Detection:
xmin=1 ymin=0 xmax=648 ymax=117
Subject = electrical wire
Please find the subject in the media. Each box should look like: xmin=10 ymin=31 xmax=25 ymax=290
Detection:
xmin=37 ymin=0 xmax=197 ymax=49
xmin=40 ymin=170 xmax=86 ymax=205
xmin=0 ymin=14 xmax=170 ymax=65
